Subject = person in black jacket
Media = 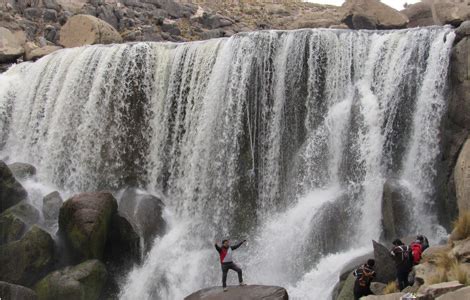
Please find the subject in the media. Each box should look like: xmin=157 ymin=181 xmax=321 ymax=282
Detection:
xmin=353 ymin=259 xmax=376 ymax=300
xmin=390 ymin=239 xmax=413 ymax=290
xmin=214 ymin=239 xmax=247 ymax=291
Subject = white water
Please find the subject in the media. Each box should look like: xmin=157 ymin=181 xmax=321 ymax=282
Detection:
xmin=0 ymin=27 xmax=455 ymax=299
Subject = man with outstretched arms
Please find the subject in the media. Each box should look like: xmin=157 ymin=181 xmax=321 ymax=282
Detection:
xmin=214 ymin=239 xmax=247 ymax=292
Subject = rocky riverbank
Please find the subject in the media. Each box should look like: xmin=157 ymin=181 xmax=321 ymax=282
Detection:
xmin=0 ymin=161 xmax=166 ymax=299
xmin=2 ymin=0 xmax=470 ymax=68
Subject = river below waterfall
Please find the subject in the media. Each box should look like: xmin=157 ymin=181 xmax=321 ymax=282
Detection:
xmin=0 ymin=27 xmax=455 ymax=299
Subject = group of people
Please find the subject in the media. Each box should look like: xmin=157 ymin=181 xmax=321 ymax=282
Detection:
xmin=353 ymin=235 xmax=429 ymax=300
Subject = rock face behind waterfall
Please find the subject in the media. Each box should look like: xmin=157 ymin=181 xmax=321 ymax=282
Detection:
xmin=184 ymin=285 xmax=289 ymax=300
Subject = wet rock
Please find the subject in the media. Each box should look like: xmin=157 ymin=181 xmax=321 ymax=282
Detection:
xmin=0 ymin=281 xmax=38 ymax=300
xmin=0 ymin=27 xmax=25 ymax=63
xmin=104 ymin=213 xmax=140 ymax=265
xmin=373 ymin=240 xmax=396 ymax=284
xmin=381 ymin=179 xmax=413 ymax=242
xmin=0 ymin=161 xmax=28 ymax=213
xmin=418 ymin=281 xmax=464 ymax=298
xmin=59 ymin=14 xmax=122 ymax=48
xmin=341 ymin=0 xmax=408 ymax=29
xmin=0 ymin=201 xmax=40 ymax=244
xmin=454 ymin=139 xmax=470 ymax=213
xmin=402 ymin=2 xmax=434 ymax=28
xmin=42 ymin=191 xmax=62 ymax=220
xmin=436 ymin=286 xmax=470 ymax=300
xmin=119 ymin=188 xmax=165 ymax=253
xmin=336 ymin=272 xmax=355 ymax=300
xmin=59 ymin=192 xmax=117 ymax=261
xmin=25 ymin=45 xmax=62 ymax=60
xmin=34 ymin=259 xmax=107 ymax=300
xmin=0 ymin=226 xmax=55 ymax=286
xmin=8 ymin=162 xmax=37 ymax=179
xmin=184 ymin=285 xmax=288 ymax=300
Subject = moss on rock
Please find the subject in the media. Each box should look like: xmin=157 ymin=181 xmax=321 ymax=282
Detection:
xmin=0 ymin=201 xmax=40 ymax=244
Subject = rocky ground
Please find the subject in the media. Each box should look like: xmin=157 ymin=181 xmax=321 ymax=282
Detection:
xmin=2 ymin=0 xmax=470 ymax=70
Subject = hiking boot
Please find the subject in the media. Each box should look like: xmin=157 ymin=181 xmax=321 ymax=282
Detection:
xmin=223 ymin=288 xmax=228 ymax=292
xmin=239 ymin=282 xmax=246 ymax=286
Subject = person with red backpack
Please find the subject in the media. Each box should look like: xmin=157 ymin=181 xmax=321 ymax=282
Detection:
xmin=353 ymin=259 xmax=376 ymax=300
xmin=215 ymin=239 xmax=247 ymax=292
xmin=410 ymin=238 xmax=424 ymax=266
xmin=390 ymin=239 xmax=413 ymax=290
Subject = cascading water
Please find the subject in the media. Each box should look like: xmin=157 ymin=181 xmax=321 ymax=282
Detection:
xmin=0 ymin=27 xmax=455 ymax=299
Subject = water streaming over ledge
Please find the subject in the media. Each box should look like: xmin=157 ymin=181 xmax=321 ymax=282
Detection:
xmin=0 ymin=27 xmax=455 ymax=299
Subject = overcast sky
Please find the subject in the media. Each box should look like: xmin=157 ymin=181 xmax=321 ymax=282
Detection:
xmin=306 ymin=0 xmax=421 ymax=10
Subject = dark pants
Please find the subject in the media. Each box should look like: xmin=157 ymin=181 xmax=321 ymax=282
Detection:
xmin=353 ymin=282 xmax=372 ymax=300
xmin=397 ymin=269 xmax=410 ymax=290
xmin=221 ymin=262 xmax=243 ymax=288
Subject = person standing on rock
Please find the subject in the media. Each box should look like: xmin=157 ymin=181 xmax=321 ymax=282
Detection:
xmin=214 ymin=239 xmax=247 ymax=292
xmin=352 ymin=259 xmax=376 ymax=300
xmin=390 ymin=239 xmax=412 ymax=290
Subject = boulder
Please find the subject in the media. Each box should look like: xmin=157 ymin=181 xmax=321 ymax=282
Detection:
xmin=59 ymin=14 xmax=122 ymax=48
xmin=42 ymin=191 xmax=62 ymax=220
xmin=422 ymin=245 xmax=452 ymax=261
xmin=8 ymin=162 xmax=37 ymax=179
xmin=184 ymin=285 xmax=288 ymax=300
xmin=373 ymin=240 xmax=396 ymax=284
xmin=59 ymin=192 xmax=117 ymax=261
xmin=449 ymin=38 xmax=470 ymax=131
xmin=432 ymin=1 xmax=470 ymax=27
xmin=454 ymin=139 xmax=470 ymax=213
xmin=362 ymin=293 xmax=405 ymax=300
xmin=381 ymin=179 xmax=413 ymax=242
xmin=402 ymin=2 xmax=434 ymax=28
xmin=456 ymin=21 xmax=470 ymax=43
xmin=0 ymin=281 xmax=38 ymax=300
xmin=436 ymin=286 xmax=470 ymax=300
xmin=341 ymin=0 xmax=408 ymax=29
xmin=199 ymin=13 xmax=233 ymax=29
xmin=25 ymin=45 xmax=62 ymax=61
xmin=350 ymin=13 xmax=377 ymax=29
xmin=0 ymin=27 xmax=25 ymax=64
xmin=370 ymin=282 xmax=387 ymax=295
xmin=415 ymin=261 xmax=442 ymax=286
xmin=119 ymin=188 xmax=166 ymax=253
xmin=0 ymin=161 xmax=28 ymax=213
xmin=419 ymin=281 xmax=464 ymax=298
xmin=43 ymin=8 xmax=57 ymax=22
xmin=34 ymin=259 xmax=107 ymax=300
xmin=336 ymin=272 xmax=355 ymax=300
xmin=0 ymin=201 xmax=40 ymax=244
xmin=104 ymin=213 xmax=141 ymax=265
xmin=0 ymin=226 xmax=55 ymax=286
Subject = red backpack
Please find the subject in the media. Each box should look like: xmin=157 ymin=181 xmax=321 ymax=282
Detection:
xmin=410 ymin=242 xmax=423 ymax=265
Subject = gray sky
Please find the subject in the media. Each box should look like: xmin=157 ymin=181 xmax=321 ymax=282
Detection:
xmin=306 ymin=0 xmax=421 ymax=10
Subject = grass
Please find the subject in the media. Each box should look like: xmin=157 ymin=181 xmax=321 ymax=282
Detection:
xmin=450 ymin=262 xmax=470 ymax=285
xmin=452 ymin=211 xmax=470 ymax=241
xmin=425 ymin=250 xmax=455 ymax=270
xmin=427 ymin=268 xmax=449 ymax=285
xmin=383 ymin=281 xmax=399 ymax=294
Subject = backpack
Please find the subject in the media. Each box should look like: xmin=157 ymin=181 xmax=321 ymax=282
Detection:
xmin=410 ymin=242 xmax=423 ymax=265
xmin=394 ymin=245 xmax=410 ymax=264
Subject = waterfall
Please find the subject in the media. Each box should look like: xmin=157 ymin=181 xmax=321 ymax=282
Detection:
xmin=0 ymin=27 xmax=455 ymax=299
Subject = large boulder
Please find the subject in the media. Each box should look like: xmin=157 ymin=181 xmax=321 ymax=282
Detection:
xmin=373 ymin=240 xmax=396 ymax=284
xmin=42 ymin=191 xmax=62 ymax=220
xmin=0 ymin=161 xmax=28 ymax=213
xmin=454 ymin=138 xmax=470 ymax=213
xmin=59 ymin=14 xmax=122 ymax=48
xmin=34 ymin=259 xmax=107 ymax=300
xmin=381 ymin=179 xmax=413 ymax=242
xmin=0 ymin=27 xmax=25 ymax=63
xmin=119 ymin=188 xmax=166 ymax=253
xmin=336 ymin=272 xmax=355 ymax=300
xmin=340 ymin=0 xmax=408 ymax=29
xmin=432 ymin=1 xmax=470 ymax=27
xmin=0 ymin=201 xmax=40 ymax=244
xmin=104 ymin=213 xmax=141 ymax=266
xmin=8 ymin=162 xmax=37 ymax=179
xmin=184 ymin=285 xmax=288 ymax=300
xmin=436 ymin=286 xmax=470 ymax=299
xmin=59 ymin=192 xmax=117 ymax=261
xmin=0 ymin=226 xmax=55 ymax=286
xmin=402 ymin=2 xmax=435 ymax=28
xmin=0 ymin=281 xmax=38 ymax=300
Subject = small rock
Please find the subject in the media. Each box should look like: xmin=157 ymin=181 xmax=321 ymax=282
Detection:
xmin=42 ymin=191 xmax=62 ymax=220
xmin=34 ymin=260 xmax=107 ymax=300
xmin=24 ymin=8 xmax=43 ymax=21
xmin=42 ymin=0 xmax=60 ymax=11
xmin=0 ymin=281 xmax=38 ymax=300
xmin=0 ymin=226 xmax=55 ymax=286
xmin=161 ymin=22 xmax=181 ymax=36
xmin=8 ymin=162 xmax=37 ymax=179
xmin=0 ymin=161 xmax=28 ymax=213
xmin=419 ymin=281 xmax=465 ymax=298
xmin=42 ymin=9 xmax=57 ymax=22
xmin=44 ymin=25 xmax=58 ymax=43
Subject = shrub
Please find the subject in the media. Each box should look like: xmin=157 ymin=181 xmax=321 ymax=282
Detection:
xmin=427 ymin=268 xmax=449 ymax=285
xmin=450 ymin=262 xmax=470 ymax=285
xmin=383 ymin=281 xmax=399 ymax=294
xmin=451 ymin=211 xmax=470 ymax=241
